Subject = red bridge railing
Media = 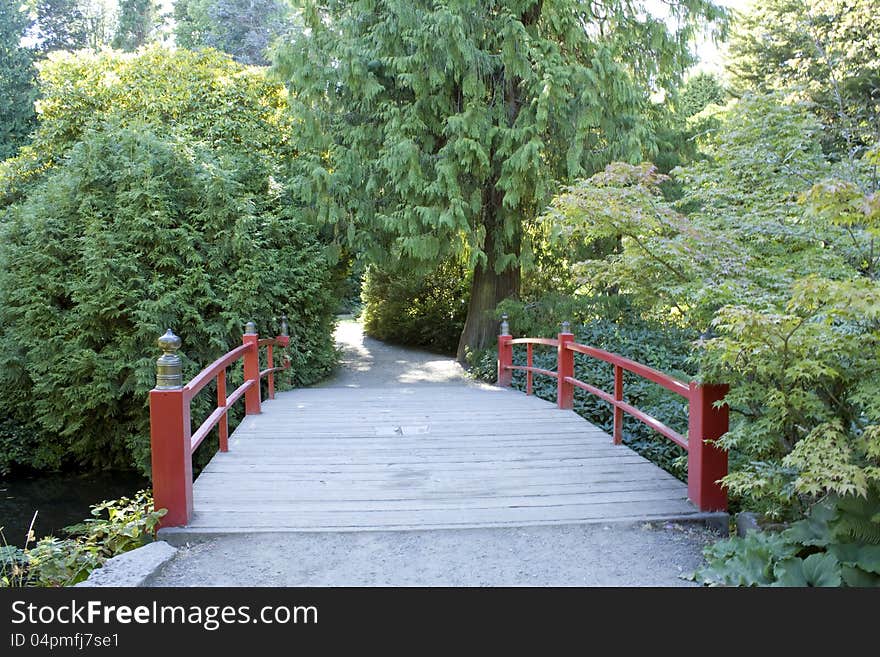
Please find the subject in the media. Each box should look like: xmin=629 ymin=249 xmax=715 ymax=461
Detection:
xmin=497 ymin=316 xmax=728 ymax=512
xmin=149 ymin=318 xmax=291 ymax=527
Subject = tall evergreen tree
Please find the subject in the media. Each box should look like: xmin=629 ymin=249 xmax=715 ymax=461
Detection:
xmin=276 ymin=0 xmax=726 ymax=362
xmin=677 ymin=72 xmax=727 ymax=118
xmin=113 ymin=0 xmax=160 ymax=51
xmin=0 ymin=0 xmax=36 ymax=159
xmin=174 ymin=0 xmax=291 ymax=66
xmin=34 ymin=0 xmax=88 ymax=53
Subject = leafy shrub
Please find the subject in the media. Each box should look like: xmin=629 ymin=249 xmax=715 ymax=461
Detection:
xmin=0 ymin=47 xmax=340 ymax=476
xmin=691 ymin=486 xmax=880 ymax=587
xmin=0 ymin=124 xmax=337 ymax=476
xmin=1 ymin=489 xmax=165 ymax=587
xmin=0 ymin=418 xmax=56 ymax=476
xmin=700 ymin=277 xmax=880 ymax=519
xmin=362 ymin=259 xmax=471 ymax=355
xmin=470 ymin=297 xmax=697 ymax=477
xmin=1 ymin=46 xmax=294 ymax=207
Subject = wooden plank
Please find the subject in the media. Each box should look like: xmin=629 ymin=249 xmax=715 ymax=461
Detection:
xmin=183 ymin=499 xmax=701 ymax=529
xmin=192 ymin=488 xmax=689 ymax=512
xmin=198 ymin=456 xmax=653 ymax=472
xmin=193 ymin=480 xmax=686 ymax=501
xmin=221 ymin=444 xmax=627 ymax=459
xmin=193 ymin=466 xmax=681 ymax=487
xmin=226 ymin=436 xmax=611 ymax=449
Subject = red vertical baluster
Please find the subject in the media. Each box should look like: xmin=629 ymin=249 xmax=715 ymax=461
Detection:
xmin=526 ymin=343 xmax=533 ymax=395
xmin=613 ymin=364 xmax=623 ymax=445
xmin=267 ymin=342 xmax=275 ymax=400
xmin=217 ymin=368 xmax=228 ymax=452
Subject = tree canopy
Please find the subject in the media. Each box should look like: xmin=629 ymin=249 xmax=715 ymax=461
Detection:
xmin=729 ymin=0 xmax=880 ymax=155
xmin=276 ymin=0 xmax=726 ymax=362
xmin=112 ymin=0 xmax=162 ymax=51
xmin=174 ymin=0 xmax=293 ymax=66
xmin=0 ymin=0 xmax=37 ymax=159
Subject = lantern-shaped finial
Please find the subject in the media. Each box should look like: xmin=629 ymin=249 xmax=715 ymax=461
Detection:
xmin=155 ymin=329 xmax=182 ymax=390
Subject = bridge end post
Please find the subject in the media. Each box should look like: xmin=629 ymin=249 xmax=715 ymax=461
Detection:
xmin=149 ymin=329 xmax=193 ymax=528
xmin=687 ymin=382 xmax=729 ymax=512
xmin=243 ymin=320 xmax=261 ymax=414
xmin=497 ymin=315 xmax=512 ymax=387
xmin=557 ymin=321 xmax=574 ymax=410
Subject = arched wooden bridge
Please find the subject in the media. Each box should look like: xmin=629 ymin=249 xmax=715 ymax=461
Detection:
xmin=151 ymin=318 xmax=729 ymax=541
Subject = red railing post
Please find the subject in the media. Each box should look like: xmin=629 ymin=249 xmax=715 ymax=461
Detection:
xmin=242 ymin=320 xmax=261 ymax=415
xmin=497 ymin=314 xmax=513 ymax=387
xmin=149 ymin=329 xmax=193 ymax=527
xmin=687 ymin=382 xmax=729 ymax=512
xmin=557 ymin=321 xmax=574 ymax=410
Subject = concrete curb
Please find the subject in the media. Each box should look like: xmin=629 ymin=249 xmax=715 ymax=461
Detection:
xmin=74 ymin=541 xmax=177 ymax=587
xmin=157 ymin=513 xmax=729 ymax=546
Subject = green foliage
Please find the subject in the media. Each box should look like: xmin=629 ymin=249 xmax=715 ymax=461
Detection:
xmin=113 ymin=0 xmax=162 ymax=51
xmin=33 ymin=0 xmax=119 ymax=54
xmin=692 ymin=487 xmax=880 ymax=586
xmin=728 ymin=0 xmax=880 ymax=155
xmin=1 ymin=489 xmax=165 ymax=587
xmin=1 ymin=46 xmax=296 ymax=208
xmin=676 ymin=72 xmax=727 ymax=119
xmin=276 ymin=0 xmax=727 ymax=356
xmin=0 ymin=122 xmax=337 ymax=475
xmin=0 ymin=0 xmax=37 ymax=159
xmin=539 ymin=162 xmax=724 ymax=329
xmin=470 ymin=296 xmax=696 ymax=477
xmin=699 ymin=270 xmax=880 ymax=518
xmin=0 ymin=49 xmax=337 ymax=476
xmin=174 ymin=0 xmax=293 ymax=66
xmin=362 ymin=259 xmax=471 ymax=355
xmin=33 ymin=0 xmax=89 ymax=54
xmin=535 ymin=102 xmax=879 ymax=521
xmin=0 ymin=418 xmax=60 ymax=475
xmin=538 ymin=99 xmax=863 ymax=335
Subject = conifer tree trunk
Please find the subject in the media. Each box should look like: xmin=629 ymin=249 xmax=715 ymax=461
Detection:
xmin=456 ymin=188 xmax=521 ymax=366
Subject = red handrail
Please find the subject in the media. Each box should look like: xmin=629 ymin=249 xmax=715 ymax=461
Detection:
xmin=149 ymin=323 xmax=291 ymax=527
xmin=497 ymin=325 xmax=728 ymax=512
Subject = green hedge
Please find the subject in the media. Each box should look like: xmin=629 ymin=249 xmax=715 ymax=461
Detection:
xmin=362 ymin=259 xmax=471 ymax=355
xmin=0 ymin=125 xmax=337 ymax=476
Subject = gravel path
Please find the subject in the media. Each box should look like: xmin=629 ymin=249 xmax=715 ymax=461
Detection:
xmin=150 ymin=522 xmax=715 ymax=587
xmin=148 ymin=319 xmax=719 ymax=587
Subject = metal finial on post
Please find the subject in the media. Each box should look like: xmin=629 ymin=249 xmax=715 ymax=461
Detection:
xmin=280 ymin=315 xmax=289 ymax=337
xmin=155 ymin=329 xmax=182 ymax=390
xmin=245 ymin=321 xmax=257 ymax=335
xmin=500 ymin=314 xmax=510 ymax=336
xmin=561 ymin=320 xmax=571 ymax=334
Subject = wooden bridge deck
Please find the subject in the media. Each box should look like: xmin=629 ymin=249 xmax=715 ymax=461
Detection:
xmin=162 ymin=382 xmax=712 ymax=537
